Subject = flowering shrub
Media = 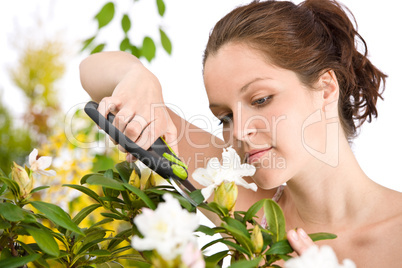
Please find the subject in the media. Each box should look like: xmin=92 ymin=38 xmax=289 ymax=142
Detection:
xmin=284 ymin=245 xmax=356 ymax=268
xmin=0 ymin=147 xmax=342 ymax=268
xmin=132 ymin=193 xmax=204 ymax=267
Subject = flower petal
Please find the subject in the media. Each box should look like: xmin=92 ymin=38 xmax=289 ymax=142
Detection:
xmin=192 ymin=168 xmax=213 ymax=187
xmin=200 ymin=184 xmax=216 ymax=200
xmin=234 ymin=177 xmax=258 ymax=192
xmin=237 ymin=163 xmax=256 ymax=177
xmin=35 ymin=156 xmax=52 ymax=170
xmin=29 ymin=148 xmax=38 ymax=166
xmin=37 ymin=169 xmax=56 ymax=177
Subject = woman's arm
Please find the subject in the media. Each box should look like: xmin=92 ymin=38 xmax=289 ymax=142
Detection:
xmin=79 ymin=51 xmax=223 ymax=182
xmin=79 ymin=51 xmax=278 ymax=225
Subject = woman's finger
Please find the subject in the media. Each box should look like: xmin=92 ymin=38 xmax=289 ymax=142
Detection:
xmin=126 ymin=153 xmax=137 ymax=163
xmin=113 ymin=108 xmax=135 ymax=134
xmin=98 ymin=96 xmax=120 ymax=118
xmin=124 ymin=114 xmax=148 ymax=143
xmin=287 ymin=228 xmax=315 ymax=256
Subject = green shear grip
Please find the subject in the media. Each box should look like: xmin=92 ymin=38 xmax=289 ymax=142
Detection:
xmin=162 ymin=152 xmax=188 ymax=169
xmin=160 ymin=137 xmax=177 ymax=155
xmin=171 ymin=164 xmax=188 ymax=180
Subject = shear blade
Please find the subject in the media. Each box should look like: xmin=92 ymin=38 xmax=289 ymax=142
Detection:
xmin=169 ymin=179 xmax=198 ymax=207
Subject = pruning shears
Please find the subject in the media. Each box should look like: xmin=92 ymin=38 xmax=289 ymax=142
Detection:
xmin=84 ymin=101 xmax=198 ymax=206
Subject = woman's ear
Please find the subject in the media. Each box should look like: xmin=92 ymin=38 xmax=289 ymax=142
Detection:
xmin=319 ymin=70 xmax=339 ymax=104
xmin=317 ymin=70 xmax=339 ymax=119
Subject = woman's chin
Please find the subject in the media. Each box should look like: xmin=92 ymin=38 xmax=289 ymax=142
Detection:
xmin=252 ymin=168 xmax=288 ymax=190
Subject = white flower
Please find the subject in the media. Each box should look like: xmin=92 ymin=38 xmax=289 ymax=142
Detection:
xmin=29 ymin=149 xmax=56 ymax=177
xmin=285 ymin=245 xmax=356 ymax=268
xmin=181 ymin=242 xmax=205 ymax=268
xmin=132 ymin=193 xmax=200 ymax=261
xmin=192 ymin=146 xmax=257 ymax=200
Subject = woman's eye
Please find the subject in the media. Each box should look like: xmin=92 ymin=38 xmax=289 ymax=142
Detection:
xmin=218 ymin=114 xmax=233 ymax=126
xmin=252 ymin=96 xmax=272 ymax=106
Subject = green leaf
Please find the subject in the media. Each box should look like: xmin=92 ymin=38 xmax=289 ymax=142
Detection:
xmin=91 ymin=43 xmax=106 ymax=54
xmin=100 ymin=212 xmax=124 ymax=220
xmin=73 ymin=204 xmax=102 ymax=225
xmin=159 ymin=28 xmax=172 ymax=55
xmin=99 ymin=196 xmax=125 ymax=204
xmin=81 ymin=173 xmax=97 ymax=184
xmin=204 ymin=250 xmax=229 ymax=266
xmin=92 ymin=154 xmax=116 ymax=172
xmin=88 ymin=249 xmax=111 ymax=256
xmin=88 ymin=218 xmax=114 ymax=230
xmin=264 ymin=199 xmax=286 ymax=242
xmin=77 ymin=238 xmax=107 ymax=256
xmin=115 ymin=161 xmax=140 ymax=183
xmin=0 ymin=183 xmax=7 ymax=196
xmin=0 ymin=218 xmax=11 ymax=229
xmin=222 ymin=224 xmax=253 ymax=256
xmin=22 ymin=224 xmax=60 ymax=256
xmin=96 ymin=262 xmax=126 ymax=268
xmin=244 ymin=198 xmax=266 ymax=223
xmin=104 ymin=169 xmax=115 ymax=179
xmin=30 ymin=186 xmax=50 ymax=194
xmin=0 ymin=203 xmax=25 ymax=222
xmin=109 ymin=246 xmax=133 ymax=256
xmin=223 ymin=217 xmax=249 ymax=238
xmin=141 ymin=37 xmax=156 ymax=62
xmin=204 ymin=202 xmax=229 ymax=218
xmin=86 ymin=174 xmax=125 ymax=191
xmin=0 ymin=177 xmax=20 ymax=196
xmin=0 ymin=247 xmax=12 ymax=259
xmin=30 ymin=201 xmax=84 ymax=235
xmin=131 ymin=45 xmax=141 ymax=58
xmin=63 ymin=184 xmax=102 ymax=203
xmin=227 ymin=256 xmax=262 ymax=268
xmin=126 ymin=261 xmax=151 ymax=268
xmin=121 ymin=14 xmax=131 ymax=33
xmin=265 ymin=239 xmax=293 ymax=255
xmin=120 ymin=38 xmax=131 ymax=52
xmin=17 ymin=241 xmax=50 ymax=268
xmin=123 ymin=183 xmax=156 ymax=210
xmin=95 ymin=2 xmax=115 ymax=29
xmin=196 ymin=225 xmax=216 ymax=236
xmin=201 ymin=237 xmax=225 ymax=251
xmin=82 ymin=36 xmax=96 ymax=51
xmin=309 ymin=232 xmax=337 ymax=242
xmin=189 ymin=189 xmax=204 ymax=206
xmin=107 ymin=228 xmax=133 ymax=250
xmin=220 ymin=239 xmax=250 ymax=256
xmin=156 ymin=0 xmax=166 ymax=16
xmin=0 ymin=253 xmax=40 ymax=268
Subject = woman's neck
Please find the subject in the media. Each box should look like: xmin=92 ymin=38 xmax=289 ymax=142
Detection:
xmin=282 ymin=139 xmax=380 ymax=231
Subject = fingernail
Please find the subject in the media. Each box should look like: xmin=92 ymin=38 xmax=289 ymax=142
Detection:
xmin=290 ymin=230 xmax=299 ymax=241
xmin=298 ymin=228 xmax=308 ymax=239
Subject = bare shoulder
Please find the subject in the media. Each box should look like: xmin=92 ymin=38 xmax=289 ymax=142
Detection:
xmin=376 ymin=187 xmax=402 ymax=224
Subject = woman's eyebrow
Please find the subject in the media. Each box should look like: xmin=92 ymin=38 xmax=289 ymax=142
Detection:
xmin=209 ymin=77 xmax=273 ymax=108
xmin=240 ymin=77 xmax=272 ymax=93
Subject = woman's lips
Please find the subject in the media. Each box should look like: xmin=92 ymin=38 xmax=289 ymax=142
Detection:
xmin=246 ymin=148 xmax=273 ymax=164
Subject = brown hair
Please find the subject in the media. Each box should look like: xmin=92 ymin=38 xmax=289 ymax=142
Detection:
xmin=203 ymin=0 xmax=386 ymax=139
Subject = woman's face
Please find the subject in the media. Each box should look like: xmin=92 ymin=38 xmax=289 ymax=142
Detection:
xmin=203 ymin=43 xmax=333 ymax=189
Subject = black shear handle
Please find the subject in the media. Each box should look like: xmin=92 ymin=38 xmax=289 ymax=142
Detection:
xmin=84 ymin=101 xmax=188 ymax=181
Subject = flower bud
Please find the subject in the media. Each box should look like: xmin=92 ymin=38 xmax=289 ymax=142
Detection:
xmin=251 ymin=225 xmax=263 ymax=254
xmin=214 ymin=181 xmax=238 ymax=212
xmin=129 ymin=170 xmax=141 ymax=188
xmin=12 ymin=162 xmax=32 ymax=198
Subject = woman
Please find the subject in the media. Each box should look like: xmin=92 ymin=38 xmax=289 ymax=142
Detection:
xmin=79 ymin=0 xmax=402 ymax=266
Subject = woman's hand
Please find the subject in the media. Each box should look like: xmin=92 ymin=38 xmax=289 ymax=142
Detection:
xmin=80 ymin=52 xmax=178 ymax=158
xmin=287 ymin=228 xmax=315 ymax=255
